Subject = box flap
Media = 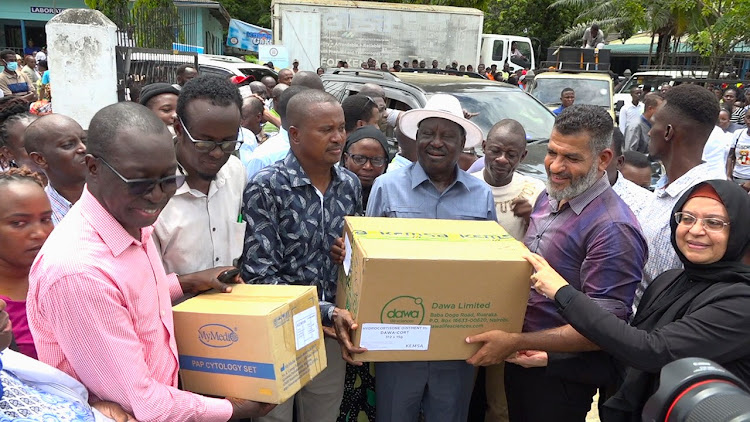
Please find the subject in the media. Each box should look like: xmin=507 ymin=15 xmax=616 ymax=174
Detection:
xmin=345 ymin=216 xmax=527 ymax=260
xmin=173 ymin=285 xmax=316 ymax=316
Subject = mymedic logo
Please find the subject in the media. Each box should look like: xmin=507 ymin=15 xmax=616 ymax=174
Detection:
xmin=380 ymin=296 xmax=425 ymax=324
xmin=198 ymin=324 xmax=239 ymax=348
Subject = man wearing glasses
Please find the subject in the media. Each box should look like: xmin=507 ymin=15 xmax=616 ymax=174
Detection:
xmin=241 ymin=89 xmax=361 ymax=422
xmin=152 ymin=75 xmax=248 ymax=282
xmin=27 ymin=101 xmax=274 ymax=420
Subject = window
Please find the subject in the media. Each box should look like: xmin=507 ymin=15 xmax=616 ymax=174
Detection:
xmin=492 ymin=40 xmax=505 ymax=62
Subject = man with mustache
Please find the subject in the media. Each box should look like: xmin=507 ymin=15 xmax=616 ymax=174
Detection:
xmin=240 ymin=89 xmax=361 ymax=422
xmin=465 ymin=104 xmax=647 ymax=422
xmin=24 ymin=114 xmax=87 ymax=225
xmin=334 ymin=94 xmax=496 ymax=422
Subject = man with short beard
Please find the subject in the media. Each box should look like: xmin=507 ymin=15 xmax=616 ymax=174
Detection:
xmin=465 ymin=104 xmax=647 ymax=422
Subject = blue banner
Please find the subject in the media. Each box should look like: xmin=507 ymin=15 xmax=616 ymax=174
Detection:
xmin=227 ymin=19 xmax=272 ymax=53
xmin=179 ymin=355 xmax=276 ymax=380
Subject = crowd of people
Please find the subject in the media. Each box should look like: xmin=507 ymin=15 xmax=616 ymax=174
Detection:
xmin=0 ymin=55 xmax=749 ymax=422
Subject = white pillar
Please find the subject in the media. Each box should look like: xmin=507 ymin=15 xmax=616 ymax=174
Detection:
xmin=46 ymin=9 xmax=118 ymax=129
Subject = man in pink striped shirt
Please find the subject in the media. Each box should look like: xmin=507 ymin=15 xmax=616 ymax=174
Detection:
xmin=27 ymin=101 xmax=274 ymax=421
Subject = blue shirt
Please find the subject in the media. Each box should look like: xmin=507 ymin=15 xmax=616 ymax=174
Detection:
xmin=240 ymin=151 xmax=362 ymax=325
xmin=366 ymin=162 xmax=497 ymax=221
xmin=552 ymin=105 xmax=565 ymax=116
xmin=523 ymin=174 xmax=647 ymax=332
xmin=244 ymin=128 xmax=289 ymax=181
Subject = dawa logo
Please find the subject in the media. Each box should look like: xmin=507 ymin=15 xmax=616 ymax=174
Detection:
xmin=198 ymin=324 xmax=239 ymax=348
xmin=380 ymin=296 xmax=425 ymax=324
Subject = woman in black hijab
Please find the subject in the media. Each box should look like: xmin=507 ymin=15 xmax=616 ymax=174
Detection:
xmin=341 ymin=125 xmax=390 ymax=211
xmin=523 ymin=179 xmax=750 ymax=421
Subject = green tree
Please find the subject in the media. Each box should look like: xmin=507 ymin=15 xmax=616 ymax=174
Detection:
xmin=131 ymin=0 xmax=180 ymax=49
xmin=84 ymin=0 xmax=129 ymax=27
xmin=684 ymin=0 xmax=750 ymax=77
xmin=218 ymin=0 xmax=272 ymax=28
xmin=483 ymin=0 xmax=582 ymax=58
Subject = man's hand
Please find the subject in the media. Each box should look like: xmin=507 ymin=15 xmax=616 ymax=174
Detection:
xmin=332 ymin=307 xmax=366 ymax=365
xmin=322 ymin=325 xmax=338 ymax=339
xmin=511 ymin=197 xmax=533 ymax=225
xmin=465 ymin=330 xmax=520 ymax=366
xmin=20 ymin=91 xmax=37 ymax=102
xmin=506 ymin=350 xmax=548 ymax=368
xmin=227 ymin=397 xmax=276 ymax=419
xmin=523 ymin=252 xmax=569 ymax=300
xmin=463 ymin=109 xmax=480 ymax=120
xmin=177 ymin=266 xmax=243 ymax=295
xmin=330 ymin=237 xmax=345 ymax=265
xmin=91 ymin=401 xmax=136 ymax=422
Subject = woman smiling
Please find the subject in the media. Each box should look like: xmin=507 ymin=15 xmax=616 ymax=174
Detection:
xmin=522 ymin=180 xmax=750 ymax=421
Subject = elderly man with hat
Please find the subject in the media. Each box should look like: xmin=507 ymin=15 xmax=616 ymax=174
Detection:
xmin=333 ymin=94 xmax=496 ymax=422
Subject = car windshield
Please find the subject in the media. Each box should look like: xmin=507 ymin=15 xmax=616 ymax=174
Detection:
xmin=618 ymin=75 xmax=674 ymax=94
xmin=531 ymin=78 xmax=611 ymax=109
xmin=426 ymin=90 xmax=555 ymax=142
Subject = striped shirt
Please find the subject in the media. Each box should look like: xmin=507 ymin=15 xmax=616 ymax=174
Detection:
xmin=44 ymin=184 xmax=72 ymax=226
xmin=523 ymin=174 xmax=647 ymax=332
xmin=27 ymin=187 xmax=233 ymax=422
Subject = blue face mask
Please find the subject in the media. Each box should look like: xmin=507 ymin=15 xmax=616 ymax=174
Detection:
xmin=5 ymin=62 xmax=17 ymax=72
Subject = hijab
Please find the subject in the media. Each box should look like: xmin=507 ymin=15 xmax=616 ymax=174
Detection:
xmin=670 ymin=180 xmax=750 ymax=284
xmin=603 ymin=180 xmax=750 ymax=421
xmin=343 ymin=126 xmax=391 ymax=171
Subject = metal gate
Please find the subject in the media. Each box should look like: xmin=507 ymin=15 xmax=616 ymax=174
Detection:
xmin=115 ymin=46 xmax=198 ymax=102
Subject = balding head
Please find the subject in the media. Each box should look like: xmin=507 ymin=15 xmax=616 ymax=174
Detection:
xmin=278 ymin=69 xmax=294 ymax=85
xmin=241 ymin=97 xmax=266 ymax=133
xmin=272 ymin=83 xmax=289 ymax=100
xmin=291 ymin=71 xmax=324 ymax=90
xmin=261 ymin=75 xmax=277 ymax=92
xmin=249 ymin=81 xmax=268 ymax=98
xmin=287 ymin=90 xmax=339 ymax=129
xmin=482 ymin=119 xmax=528 ymax=186
xmin=87 ymin=102 xmax=170 ymax=162
xmin=359 ymin=83 xmax=385 ymax=99
xmin=24 ymin=114 xmax=83 ymax=154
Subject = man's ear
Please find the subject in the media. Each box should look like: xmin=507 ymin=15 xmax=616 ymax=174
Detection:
xmin=84 ymin=154 xmax=99 ymax=179
xmin=520 ymin=149 xmax=528 ymax=162
xmin=616 ymin=154 xmax=625 ymax=170
xmin=598 ymin=148 xmax=614 ymax=172
xmin=288 ymin=126 xmax=300 ymax=146
xmin=29 ymin=151 xmax=48 ymax=170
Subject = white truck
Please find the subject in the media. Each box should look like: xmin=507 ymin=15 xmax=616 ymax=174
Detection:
xmin=271 ymin=0 xmax=534 ymax=72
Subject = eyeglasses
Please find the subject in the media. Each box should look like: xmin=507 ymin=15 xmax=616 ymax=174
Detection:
xmin=177 ymin=116 xmax=243 ymax=153
xmin=674 ymin=211 xmax=730 ymax=232
xmin=98 ymin=157 xmax=186 ymax=196
xmin=346 ymin=153 xmax=386 ymax=168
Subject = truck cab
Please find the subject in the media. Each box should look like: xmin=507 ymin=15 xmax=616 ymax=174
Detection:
xmin=480 ymin=35 xmax=535 ymax=72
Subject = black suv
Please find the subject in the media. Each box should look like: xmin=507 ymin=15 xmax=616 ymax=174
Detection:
xmin=321 ymin=69 xmax=555 ymax=180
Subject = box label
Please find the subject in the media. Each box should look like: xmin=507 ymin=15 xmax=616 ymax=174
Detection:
xmin=343 ymin=233 xmax=352 ymax=275
xmin=179 ymin=355 xmax=276 ymax=380
xmin=293 ymin=307 xmax=320 ymax=350
xmin=353 ymin=230 xmax=513 ymax=242
xmin=360 ymin=323 xmax=431 ymax=351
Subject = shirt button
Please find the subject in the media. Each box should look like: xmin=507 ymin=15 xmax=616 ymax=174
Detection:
xmin=212 ymin=228 xmax=216 ymax=232
xmin=161 ymin=310 xmax=165 ymax=316
xmin=215 ymin=257 xmax=219 ymax=262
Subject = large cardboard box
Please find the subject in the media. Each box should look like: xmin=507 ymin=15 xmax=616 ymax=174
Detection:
xmin=336 ymin=216 xmax=532 ymax=362
xmin=173 ymin=284 xmax=327 ymax=404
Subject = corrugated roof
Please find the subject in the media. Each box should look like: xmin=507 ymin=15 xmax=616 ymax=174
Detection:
xmin=271 ymin=0 xmax=484 ymax=16
xmin=603 ymin=33 xmax=750 ymax=55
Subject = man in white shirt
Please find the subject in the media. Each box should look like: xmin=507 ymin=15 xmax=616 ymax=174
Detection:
xmin=388 ymin=126 xmax=416 ymax=172
xmin=153 ymin=75 xmax=247 ymax=278
xmin=631 ymin=84 xmax=727 ymax=314
xmin=727 ymin=112 xmax=750 ymax=192
xmin=619 ymin=86 xmax=643 ymax=135
xmin=471 ymin=119 xmax=543 ymax=422
xmin=606 ymin=129 xmax=651 ymax=219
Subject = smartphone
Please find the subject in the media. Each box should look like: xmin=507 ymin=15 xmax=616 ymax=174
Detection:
xmin=218 ymin=268 xmax=240 ymax=283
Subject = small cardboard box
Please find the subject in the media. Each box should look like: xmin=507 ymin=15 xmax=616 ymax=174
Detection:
xmin=173 ymin=284 xmax=327 ymax=404
xmin=336 ymin=216 xmax=532 ymax=362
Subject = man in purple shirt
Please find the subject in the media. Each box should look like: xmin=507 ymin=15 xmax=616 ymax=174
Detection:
xmin=466 ymin=105 xmax=647 ymax=422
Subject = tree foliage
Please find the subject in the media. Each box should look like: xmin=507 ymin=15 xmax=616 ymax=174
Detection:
xmin=483 ymin=0 xmax=582 ymax=57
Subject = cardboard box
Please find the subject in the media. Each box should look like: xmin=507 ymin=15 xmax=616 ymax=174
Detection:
xmin=336 ymin=216 xmax=532 ymax=362
xmin=173 ymin=284 xmax=327 ymax=404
